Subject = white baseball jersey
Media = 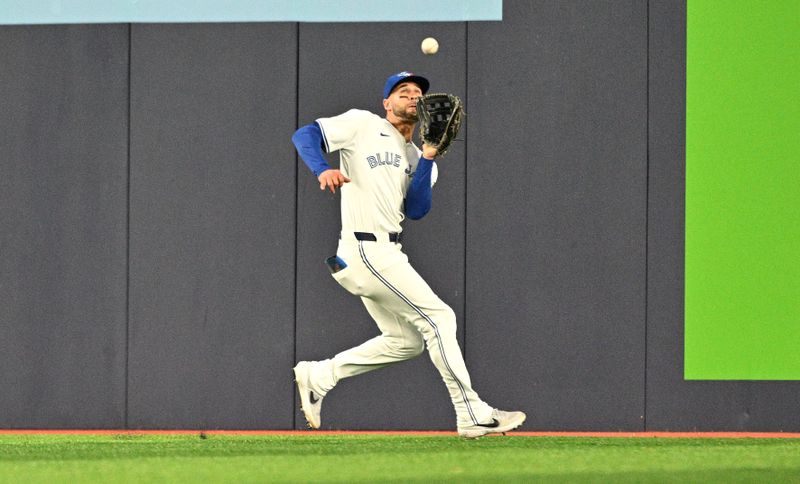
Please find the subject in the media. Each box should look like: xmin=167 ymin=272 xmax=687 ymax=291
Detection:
xmin=316 ymin=109 xmax=437 ymax=234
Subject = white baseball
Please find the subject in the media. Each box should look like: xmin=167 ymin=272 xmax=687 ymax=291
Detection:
xmin=421 ymin=37 xmax=439 ymax=55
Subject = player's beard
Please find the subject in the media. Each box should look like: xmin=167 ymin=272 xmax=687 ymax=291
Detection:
xmin=394 ymin=104 xmax=419 ymax=123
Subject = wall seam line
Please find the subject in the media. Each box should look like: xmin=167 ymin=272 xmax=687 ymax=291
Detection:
xmin=292 ymin=21 xmax=300 ymax=431
xmin=644 ymin=0 xmax=650 ymax=432
xmin=463 ymin=21 xmax=469 ymax=361
xmin=124 ymin=22 xmax=132 ymax=430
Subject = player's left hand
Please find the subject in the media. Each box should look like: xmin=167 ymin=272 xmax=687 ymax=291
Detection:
xmin=422 ymin=143 xmax=438 ymax=160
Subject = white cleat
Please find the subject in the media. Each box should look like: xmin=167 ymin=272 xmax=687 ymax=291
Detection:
xmin=458 ymin=409 xmax=526 ymax=439
xmin=293 ymin=361 xmax=323 ymax=429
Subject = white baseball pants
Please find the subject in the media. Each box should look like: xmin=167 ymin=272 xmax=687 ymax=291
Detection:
xmin=306 ymin=234 xmax=493 ymax=427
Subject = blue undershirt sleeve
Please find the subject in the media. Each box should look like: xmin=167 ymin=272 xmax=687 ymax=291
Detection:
xmin=404 ymin=156 xmax=434 ymax=220
xmin=292 ymin=122 xmax=332 ymax=177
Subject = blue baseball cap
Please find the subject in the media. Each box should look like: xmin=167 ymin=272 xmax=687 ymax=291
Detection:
xmin=383 ymin=71 xmax=430 ymax=99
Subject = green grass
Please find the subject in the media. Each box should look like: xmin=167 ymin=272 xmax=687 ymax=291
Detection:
xmin=1 ymin=434 xmax=799 ymax=483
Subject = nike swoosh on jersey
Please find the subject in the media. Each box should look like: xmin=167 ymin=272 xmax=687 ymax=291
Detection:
xmin=380 ymin=133 xmax=390 ymax=137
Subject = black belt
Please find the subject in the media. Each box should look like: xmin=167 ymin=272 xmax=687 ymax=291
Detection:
xmin=351 ymin=231 xmax=402 ymax=243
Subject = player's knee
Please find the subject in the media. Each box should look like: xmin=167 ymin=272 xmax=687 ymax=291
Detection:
xmin=396 ymin=341 xmax=425 ymax=359
xmin=408 ymin=338 xmax=425 ymax=357
xmin=386 ymin=335 xmax=425 ymax=359
xmin=412 ymin=305 xmax=457 ymax=342
xmin=430 ymin=306 xmax=457 ymax=337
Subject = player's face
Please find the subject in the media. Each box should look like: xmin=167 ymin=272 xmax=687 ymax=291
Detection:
xmin=385 ymin=82 xmax=423 ymax=122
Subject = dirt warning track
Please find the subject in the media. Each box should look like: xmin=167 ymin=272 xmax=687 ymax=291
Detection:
xmin=2 ymin=430 xmax=799 ymax=438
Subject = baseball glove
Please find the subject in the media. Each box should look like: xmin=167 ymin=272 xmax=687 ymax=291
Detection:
xmin=417 ymin=93 xmax=463 ymax=156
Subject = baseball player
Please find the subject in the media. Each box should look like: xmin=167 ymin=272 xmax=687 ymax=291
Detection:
xmin=291 ymin=71 xmax=525 ymax=438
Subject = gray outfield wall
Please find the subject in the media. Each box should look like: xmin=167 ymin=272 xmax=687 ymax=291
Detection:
xmin=1 ymin=0 xmax=798 ymax=431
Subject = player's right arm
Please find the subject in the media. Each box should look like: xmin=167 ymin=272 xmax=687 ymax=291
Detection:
xmin=291 ymin=122 xmax=350 ymax=193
